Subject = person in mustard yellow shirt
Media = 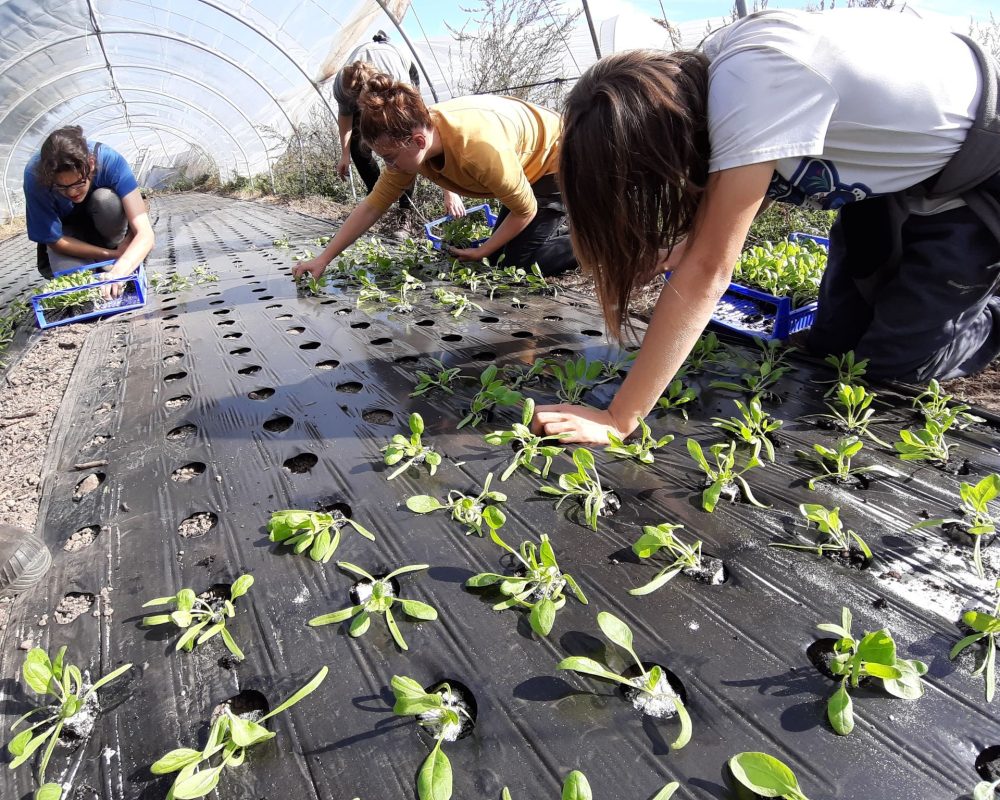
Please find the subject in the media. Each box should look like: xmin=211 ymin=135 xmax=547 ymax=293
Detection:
xmin=292 ymin=68 xmax=576 ymax=279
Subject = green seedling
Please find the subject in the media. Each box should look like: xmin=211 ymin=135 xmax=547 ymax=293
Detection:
xmin=142 ymin=575 xmax=254 ymax=660
xmin=39 ymin=270 xmax=100 ymax=311
xmin=605 ymin=418 xmax=673 ymax=465
xmin=151 ymin=667 xmax=328 ymax=799
xmin=291 ymin=248 xmax=315 ymax=262
xmin=356 ymin=272 xmax=391 ymax=305
xmin=433 ymin=287 xmax=483 ymax=318
xmin=314 ymin=235 xmax=332 ymax=246
xmin=629 ymin=523 xmax=707 ymax=595
xmin=539 ymin=448 xmax=616 ymax=531
xmin=950 ymin=581 xmax=1000 ymax=702
xmin=913 ymin=473 xmax=1000 ymax=578
xmin=822 ymin=350 xmax=868 ymax=396
xmin=683 ymin=331 xmax=725 ymax=373
xmin=437 ymin=215 xmax=493 ymax=248
xmin=656 ymin=377 xmax=698 ymax=419
xmin=771 ymin=504 xmax=873 ymax=564
xmin=732 ymin=237 xmax=826 ymax=307
xmin=686 ymin=439 xmax=767 ymax=512
xmin=407 ymin=472 xmax=507 ymax=536
xmin=796 ymin=436 xmax=890 ymax=490
xmin=815 ymin=606 xmax=927 ymax=736
xmin=711 ymin=338 xmax=795 ymax=398
xmin=547 ymin=356 xmax=604 ymax=404
xmin=598 ymin=350 xmax=638 ymax=382
xmin=410 ymin=358 xmax=464 ymax=397
xmin=894 ymin=413 xmax=962 ymax=465
xmin=712 ymin=395 xmax=783 ymax=461
xmin=391 ymin=268 xmax=425 ymax=312
xmin=309 ymin=562 xmax=437 ymax=650
xmin=466 ymin=530 xmax=586 ymax=636
xmin=458 ymin=365 xmax=523 ymax=429
xmin=484 ymin=398 xmax=566 ymax=481
xmin=815 ymin=383 xmax=890 ymax=446
xmin=728 ymin=752 xmax=812 ymax=800
xmin=7 ymin=648 xmax=132 ymax=800
xmin=914 ymin=378 xmax=984 ymax=428
xmin=296 ymin=272 xmax=328 ymax=296
xmin=499 ymin=358 xmax=548 ymax=390
xmin=267 ymin=509 xmax=375 ymax=563
xmin=501 ymin=771 xmax=678 ymax=800
xmin=150 ymin=271 xmax=191 ymax=293
xmin=382 ymin=412 xmax=442 ymax=480
xmin=0 ymin=298 xmax=29 ymax=357
xmin=272 ymin=237 xmax=290 ymax=248
xmin=447 ymin=265 xmax=492 ymax=294
xmin=557 ymin=611 xmax=692 ymax=750
xmin=489 ymin=263 xmax=554 ymax=296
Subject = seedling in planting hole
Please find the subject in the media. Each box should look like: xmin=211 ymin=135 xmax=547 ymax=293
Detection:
xmin=683 ymin=331 xmax=725 ymax=373
xmin=629 ymin=523 xmax=706 ymax=595
xmin=7 ymin=647 xmax=132 ymax=800
xmin=314 ymin=235 xmax=332 ymax=246
xmin=949 ymin=580 xmax=1000 ymax=702
xmin=913 ymin=473 xmax=1000 ymax=578
xmin=711 ymin=338 xmax=795 ymax=398
xmin=815 ymin=606 xmax=927 ymax=735
xmin=466 ymin=530 xmax=587 ymax=636
xmin=605 ymin=418 xmax=673 ymax=465
xmin=914 ymin=378 xmax=984 ymax=428
xmin=656 ymin=377 xmax=698 ymax=419
xmin=391 ymin=268 xmax=424 ymax=312
xmin=822 ymin=350 xmax=868 ymax=396
xmin=433 ymin=286 xmax=483 ymax=318
xmin=539 ymin=448 xmax=617 ymax=531
xmin=501 ymin=771 xmax=678 ymax=800
xmin=267 ymin=509 xmax=376 ymax=563
xmin=291 ymin=248 xmax=315 ymax=262
xmin=391 ymin=676 xmax=475 ymax=800
xmin=296 ymin=271 xmax=328 ymax=296
xmin=771 ymin=504 xmax=873 ymax=564
xmin=599 ymin=350 xmax=637 ymax=382
xmin=975 ymin=779 xmax=1000 ymax=800
xmin=356 ymin=272 xmax=391 ymax=305
xmin=151 ymin=666 xmax=328 ymax=799
xmin=142 ymin=575 xmax=254 ymax=661
xmin=309 ymin=562 xmax=437 ymax=650
xmin=382 ymin=412 xmax=442 ymax=480
xmin=272 ymin=237 xmax=290 ymax=248
xmin=712 ymin=395 xmax=783 ymax=461
xmin=407 ymin=472 xmax=507 ymax=536
xmin=686 ymin=439 xmax=767 ymax=513
xmin=557 ymin=611 xmax=692 ymax=749
xmin=484 ymin=398 xmax=566 ymax=481
xmin=814 ymin=383 xmax=890 ymax=446
xmin=894 ymin=413 xmax=962 ymax=465
xmin=728 ymin=752 xmax=812 ymax=800
xmin=795 ymin=436 xmax=891 ymax=490
xmin=547 ymin=356 xmax=604 ymax=404
xmin=499 ymin=358 xmax=547 ymax=390
xmin=410 ymin=357 xmax=464 ymax=397
xmin=458 ymin=365 xmax=523 ymax=429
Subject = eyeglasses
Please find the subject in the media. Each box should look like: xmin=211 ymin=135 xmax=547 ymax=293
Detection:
xmin=51 ymin=175 xmax=89 ymax=193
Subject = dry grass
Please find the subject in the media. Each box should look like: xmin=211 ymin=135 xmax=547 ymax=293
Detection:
xmin=0 ymin=216 xmax=25 ymax=243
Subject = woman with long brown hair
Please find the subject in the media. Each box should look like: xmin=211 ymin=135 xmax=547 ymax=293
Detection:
xmin=292 ymin=73 xmax=576 ymax=279
xmin=534 ymin=7 xmax=1000 ymax=444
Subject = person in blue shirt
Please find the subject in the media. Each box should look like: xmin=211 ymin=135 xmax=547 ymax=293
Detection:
xmin=24 ymin=126 xmax=154 ymax=295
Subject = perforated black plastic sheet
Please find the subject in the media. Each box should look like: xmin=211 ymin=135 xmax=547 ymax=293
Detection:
xmin=2 ymin=196 xmax=1000 ymax=800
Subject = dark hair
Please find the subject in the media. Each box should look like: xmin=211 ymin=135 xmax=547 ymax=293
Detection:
xmin=560 ymin=49 xmax=710 ymax=337
xmin=36 ymin=126 xmax=91 ymax=186
xmin=358 ymin=73 xmax=432 ymax=146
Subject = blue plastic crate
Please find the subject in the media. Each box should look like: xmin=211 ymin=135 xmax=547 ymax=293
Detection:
xmin=31 ymin=260 xmax=148 ymax=330
xmin=425 ymin=204 xmax=498 ymax=251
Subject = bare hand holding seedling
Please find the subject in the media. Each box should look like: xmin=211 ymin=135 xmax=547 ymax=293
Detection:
xmin=533 ymin=404 xmax=626 ymax=446
xmin=291 ymin=257 xmax=327 ymax=282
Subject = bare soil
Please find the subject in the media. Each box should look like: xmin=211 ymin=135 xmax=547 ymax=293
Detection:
xmin=943 ymin=361 xmax=1000 ymax=414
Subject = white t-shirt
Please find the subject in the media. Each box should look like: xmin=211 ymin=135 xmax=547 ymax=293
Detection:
xmin=702 ymin=8 xmax=981 ymax=211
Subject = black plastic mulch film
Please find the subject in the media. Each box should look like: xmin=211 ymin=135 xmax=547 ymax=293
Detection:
xmin=2 ymin=193 xmax=1000 ymax=800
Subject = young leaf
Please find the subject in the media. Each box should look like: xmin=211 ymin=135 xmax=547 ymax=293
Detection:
xmin=230 ymin=574 xmax=254 ymax=600
xmin=260 ymin=666 xmax=329 ymax=722
xmin=828 ymin=682 xmax=854 ymax=735
xmin=407 ymin=496 xmax=444 ymax=513
xmin=561 ymin=771 xmax=593 ymax=800
xmin=530 ymin=598 xmax=557 ymax=637
xmin=150 ymin=748 xmax=203 ymax=775
xmin=728 ymin=752 xmax=809 ymax=799
xmin=417 ymin=740 xmax=453 ymax=800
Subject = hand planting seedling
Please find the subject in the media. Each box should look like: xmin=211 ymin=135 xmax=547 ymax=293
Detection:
xmin=539 ymin=448 xmax=618 ymax=531
xmin=656 ymin=377 xmax=698 ymax=419
xmin=501 ymin=770 xmax=678 ymax=800
xmin=605 ymin=418 xmax=673 ymax=465
xmin=731 ymin=237 xmax=827 ymax=307
xmin=822 ymin=350 xmax=868 ymax=396
xmin=296 ymin=271 xmax=328 ymax=296
xmin=39 ymin=270 xmax=101 ymax=311
xmin=410 ymin=358 xmax=464 ymax=397
xmin=433 ymin=287 xmax=483 ymax=318
xmin=484 ymin=398 xmax=566 ymax=481
xmin=466 ymin=530 xmax=586 ymax=636
xmin=712 ymin=396 xmax=783 ymax=462
xmin=151 ymin=666 xmax=328 ymax=799
xmin=771 ymin=504 xmax=873 ymax=566
xmin=813 ymin=383 xmax=890 ymax=446
xmin=458 ymin=365 xmax=523 ymax=429
xmin=546 ymin=356 xmax=605 ymax=404
xmin=407 ymin=472 xmax=507 ymax=536
xmin=309 ymin=562 xmax=437 ymax=650
xmin=814 ymin=606 xmax=927 ymax=735
xmin=795 ymin=436 xmax=891 ymax=489
xmin=728 ymin=752 xmax=813 ymax=800
xmin=629 ymin=523 xmax=716 ymax=595
xmin=390 ymin=675 xmax=474 ymax=800
xmin=913 ymin=473 xmax=1000 ymax=578
xmin=686 ymin=439 xmax=767 ymax=513
xmin=382 ymin=412 xmax=442 ymax=480
xmin=950 ymin=580 xmax=1000 ymax=702
xmin=267 ymin=509 xmax=376 ymax=563
xmin=557 ymin=611 xmax=692 ymax=749
xmin=142 ymin=575 xmax=254 ymax=660
xmin=8 ymin=647 xmax=132 ymax=800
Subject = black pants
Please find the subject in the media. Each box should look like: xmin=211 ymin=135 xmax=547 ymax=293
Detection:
xmin=36 ymin=187 xmax=127 ymax=278
xmin=806 ymin=182 xmax=1000 ymax=382
xmin=350 ymin=113 xmax=413 ymax=211
xmin=491 ymin=173 xmax=577 ymax=277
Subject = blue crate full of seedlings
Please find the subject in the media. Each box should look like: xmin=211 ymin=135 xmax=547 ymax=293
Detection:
xmin=425 ymin=203 xmax=498 ymax=251
xmin=30 ymin=260 xmax=148 ymax=330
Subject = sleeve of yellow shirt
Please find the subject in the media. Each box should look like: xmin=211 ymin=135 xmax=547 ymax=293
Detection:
xmin=366 ymin=169 xmax=416 ymax=214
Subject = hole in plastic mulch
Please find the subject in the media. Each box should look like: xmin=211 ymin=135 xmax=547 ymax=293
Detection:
xmin=164 ymin=372 xmax=187 ymax=383
xmin=283 ymin=453 xmax=318 ymax=474
xmin=362 ymin=409 xmax=394 ymax=425
xmin=371 ymin=337 xmax=393 ymax=346
xmin=178 ymin=512 xmax=218 ymax=538
xmin=249 ymin=388 xmax=275 ymax=400
xmin=472 ymin=351 xmax=497 ymax=361
xmin=976 ymin=746 xmax=1000 ymax=783
xmin=543 ymin=315 xmax=562 ymax=321
xmin=286 ymin=326 xmax=305 ymax=335
xmin=213 ymin=309 xmax=231 ymax=315
xmin=480 ymin=316 xmax=499 ymax=323
xmin=163 ymin=352 xmax=184 ymax=365
xmin=299 ymin=342 xmax=321 ymax=350
xmin=73 ymin=473 xmax=105 ymax=501
xmin=336 ymin=381 xmax=363 ymax=394
xmin=349 ymin=574 xmax=401 ymax=606
xmin=581 ymin=329 xmax=603 ymax=337
xmin=442 ymin=334 xmax=462 ymax=343
xmin=222 ymin=333 xmax=243 ymax=340
xmin=171 ymin=462 xmax=207 ymax=482
xmin=351 ymin=322 xmax=371 ymax=330
xmin=238 ymin=365 xmax=262 ymax=376
xmin=394 ymin=356 xmax=419 ymax=365
xmin=416 ymin=319 xmax=435 ymax=327
xmin=54 ymin=592 xmax=95 ymax=624
xmin=415 ymin=679 xmax=478 ymax=742
xmin=211 ymin=690 xmax=270 ymax=726
xmin=64 ymin=526 xmax=100 ymax=552
xmin=511 ymin=331 xmax=533 ymax=339
xmin=263 ymin=415 xmax=294 ymax=433
xmin=166 ymin=424 xmax=198 ymax=442
xmin=617 ymin=662 xmax=689 ymax=719
xmin=217 ymin=320 xmax=236 ymax=327
xmin=229 ymin=347 xmax=251 ymax=356
xmin=316 ymin=360 xmax=340 ymax=370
